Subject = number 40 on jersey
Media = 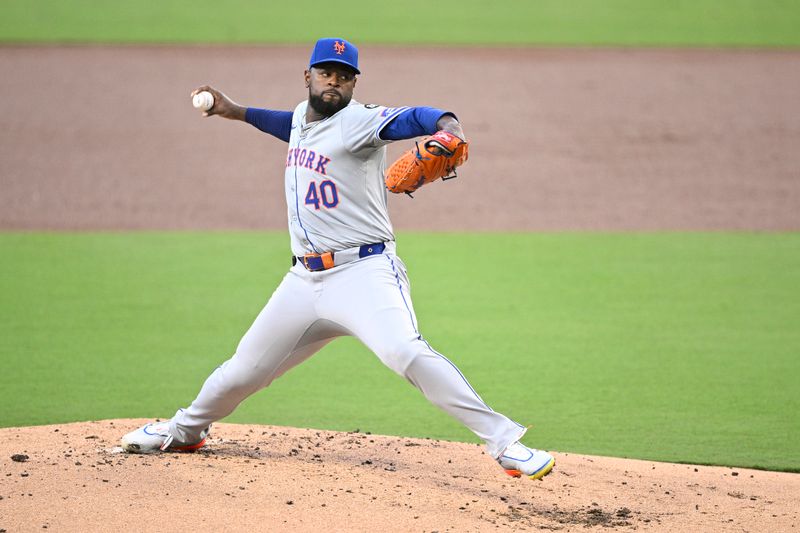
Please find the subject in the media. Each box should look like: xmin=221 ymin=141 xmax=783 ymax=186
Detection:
xmin=305 ymin=180 xmax=339 ymax=210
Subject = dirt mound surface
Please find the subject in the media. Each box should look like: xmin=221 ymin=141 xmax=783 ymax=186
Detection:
xmin=1 ymin=420 xmax=797 ymax=532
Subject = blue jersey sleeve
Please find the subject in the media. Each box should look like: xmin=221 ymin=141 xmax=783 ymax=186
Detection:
xmin=245 ymin=108 xmax=293 ymax=143
xmin=379 ymin=107 xmax=456 ymax=141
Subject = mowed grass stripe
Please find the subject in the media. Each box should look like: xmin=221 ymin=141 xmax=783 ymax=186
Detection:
xmin=0 ymin=232 xmax=798 ymax=471
xmin=0 ymin=0 xmax=799 ymax=46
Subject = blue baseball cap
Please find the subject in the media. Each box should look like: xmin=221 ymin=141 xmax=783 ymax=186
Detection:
xmin=309 ymin=37 xmax=360 ymax=74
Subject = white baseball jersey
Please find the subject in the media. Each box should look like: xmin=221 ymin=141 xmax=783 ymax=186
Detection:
xmin=285 ymin=99 xmax=409 ymax=256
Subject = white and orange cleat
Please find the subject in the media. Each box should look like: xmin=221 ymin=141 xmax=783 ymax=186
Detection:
xmin=121 ymin=421 xmax=209 ymax=454
xmin=498 ymin=441 xmax=555 ymax=480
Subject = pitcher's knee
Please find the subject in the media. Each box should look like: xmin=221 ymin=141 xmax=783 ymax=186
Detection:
xmin=374 ymin=337 xmax=429 ymax=375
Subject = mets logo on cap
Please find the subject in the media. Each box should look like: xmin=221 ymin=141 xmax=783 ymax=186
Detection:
xmin=309 ymin=37 xmax=361 ymax=74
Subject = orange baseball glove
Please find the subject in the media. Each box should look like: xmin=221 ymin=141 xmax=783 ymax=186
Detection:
xmin=385 ymin=130 xmax=469 ymax=195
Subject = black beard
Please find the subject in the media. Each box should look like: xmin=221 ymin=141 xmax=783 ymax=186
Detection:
xmin=308 ymin=91 xmax=351 ymax=117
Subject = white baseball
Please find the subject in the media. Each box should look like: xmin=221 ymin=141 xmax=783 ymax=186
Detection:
xmin=192 ymin=91 xmax=214 ymax=111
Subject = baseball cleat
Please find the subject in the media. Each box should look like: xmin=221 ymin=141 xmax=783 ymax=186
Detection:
xmin=497 ymin=441 xmax=555 ymax=480
xmin=121 ymin=421 xmax=210 ymax=454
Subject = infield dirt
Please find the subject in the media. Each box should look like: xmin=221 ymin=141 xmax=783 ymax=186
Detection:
xmin=1 ymin=46 xmax=799 ymax=531
xmin=1 ymin=46 xmax=799 ymax=230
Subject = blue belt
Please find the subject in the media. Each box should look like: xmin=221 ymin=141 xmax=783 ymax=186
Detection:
xmin=293 ymin=242 xmax=386 ymax=272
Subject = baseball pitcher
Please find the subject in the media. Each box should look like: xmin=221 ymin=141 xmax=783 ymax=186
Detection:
xmin=121 ymin=37 xmax=555 ymax=481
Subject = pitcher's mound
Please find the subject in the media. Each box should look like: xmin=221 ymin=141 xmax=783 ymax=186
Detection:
xmin=1 ymin=420 xmax=797 ymax=531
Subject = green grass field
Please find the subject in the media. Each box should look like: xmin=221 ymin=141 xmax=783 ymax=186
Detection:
xmin=1 ymin=0 xmax=799 ymax=46
xmin=1 ymin=232 xmax=798 ymax=471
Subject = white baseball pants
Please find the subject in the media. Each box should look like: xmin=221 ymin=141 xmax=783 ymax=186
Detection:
xmin=170 ymin=249 xmax=526 ymax=458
